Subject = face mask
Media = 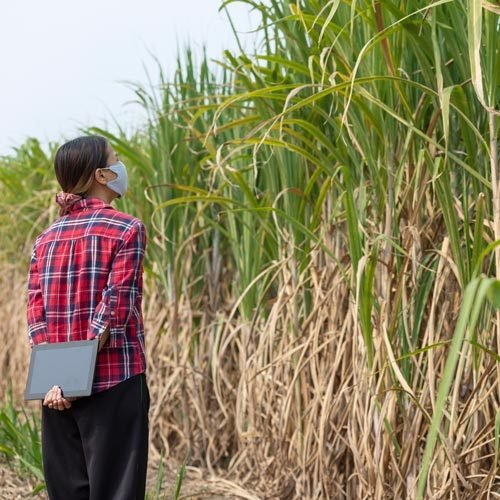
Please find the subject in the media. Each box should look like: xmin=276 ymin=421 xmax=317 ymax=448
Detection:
xmin=105 ymin=161 xmax=128 ymax=197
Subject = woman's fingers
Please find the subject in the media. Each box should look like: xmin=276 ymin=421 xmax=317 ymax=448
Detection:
xmin=53 ymin=387 xmax=64 ymax=410
xmin=43 ymin=385 xmax=72 ymax=410
xmin=54 ymin=386 xmax=72 ymax=410
xmin=47 ymin=387 xmax=58 ymax=408
xmin=56 ymin=387 xmax=71 ymax=409
xmin=43 ymin=385 xmax=58 ymax=406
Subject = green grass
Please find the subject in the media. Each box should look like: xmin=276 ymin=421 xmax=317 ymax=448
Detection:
xmin=0 ymin=390 xmax=44 ymax=494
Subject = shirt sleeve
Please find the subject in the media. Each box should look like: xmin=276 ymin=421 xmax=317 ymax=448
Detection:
xmin=87 ymin=221 xmax=146 ymax=347
xmin=27 ymin=245 xmax=49 ymax=345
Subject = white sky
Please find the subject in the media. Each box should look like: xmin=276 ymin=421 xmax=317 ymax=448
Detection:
xmin=0 ymin=1 xmax=259 ymax=155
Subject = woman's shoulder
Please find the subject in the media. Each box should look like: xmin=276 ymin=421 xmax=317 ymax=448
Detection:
xmin=107 ymin=209 xmax=145 ymax=233
xmin=100 ymin=209 xmax=146 ymax=244
xmin=33 ymin=208 xmax=145 ymax=250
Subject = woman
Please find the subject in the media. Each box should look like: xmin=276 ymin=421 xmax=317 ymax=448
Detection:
xmin=27 ymin=135 xmax=149 ymax=500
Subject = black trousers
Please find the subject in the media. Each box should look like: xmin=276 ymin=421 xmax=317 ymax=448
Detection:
xmin=41 ymin=374 xmax=150 ymax=500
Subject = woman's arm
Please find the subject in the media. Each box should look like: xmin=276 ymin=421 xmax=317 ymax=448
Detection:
xmin=87 ymin=221 xmax=146 ymax=347
xmin=27 ymin=246 xmax=48 ymax=345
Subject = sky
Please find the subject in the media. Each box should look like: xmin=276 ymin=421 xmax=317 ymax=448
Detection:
xmin=0 ymin=1 xmax=259 ymax=155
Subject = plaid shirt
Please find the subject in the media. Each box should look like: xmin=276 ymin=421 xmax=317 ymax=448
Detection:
xmin=27 ymin=197 xmax=147 ymax=393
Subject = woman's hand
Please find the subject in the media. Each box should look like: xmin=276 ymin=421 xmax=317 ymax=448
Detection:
xmin=43 ymin=385 xmax=76 ymax=411
xmin=98 ymin=326 xmax=110 ymax=351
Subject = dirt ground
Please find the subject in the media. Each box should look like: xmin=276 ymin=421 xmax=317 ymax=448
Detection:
xmin=0 ymin=458 xmax=262 ymax=500
xmin=144 ymin=460 xmax=262 ymax=499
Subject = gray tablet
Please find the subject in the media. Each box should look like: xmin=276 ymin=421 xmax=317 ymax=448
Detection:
xmin=24 ymin=340 xmax=98 ymax=400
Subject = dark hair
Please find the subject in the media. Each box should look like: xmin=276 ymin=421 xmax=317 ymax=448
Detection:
xmin=54 ymin=135 xmax=109 ymax=195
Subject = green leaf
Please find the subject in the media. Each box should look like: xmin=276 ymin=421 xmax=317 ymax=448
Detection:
xmin=486 ymin=280 xmax=500 ymax=309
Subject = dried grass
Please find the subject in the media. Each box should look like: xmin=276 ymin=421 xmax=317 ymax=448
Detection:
xmin=2 ymin=235 xmax=498 ymax=499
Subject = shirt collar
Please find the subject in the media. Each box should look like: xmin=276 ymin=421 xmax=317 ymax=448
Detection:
xmin=69 ymin=197 xmax=114 ymax=213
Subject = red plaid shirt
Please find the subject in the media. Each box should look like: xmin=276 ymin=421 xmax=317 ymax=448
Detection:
xmin=27 ymin=197 xmax=147 ymax=393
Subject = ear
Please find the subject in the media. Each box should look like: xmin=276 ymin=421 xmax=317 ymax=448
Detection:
xmin=94 ymin=168 xmax=108 ymax=185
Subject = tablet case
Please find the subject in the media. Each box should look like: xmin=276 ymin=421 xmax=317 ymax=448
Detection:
xmin=24 ymin=340 xmax=98 ymax=400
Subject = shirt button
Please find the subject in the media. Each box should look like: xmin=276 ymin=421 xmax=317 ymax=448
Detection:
xmin=111 ymin=312 xmax=115 ymax=316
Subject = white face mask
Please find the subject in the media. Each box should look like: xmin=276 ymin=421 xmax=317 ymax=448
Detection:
xmin=105 ymin=161 xmax=128 ymax=197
